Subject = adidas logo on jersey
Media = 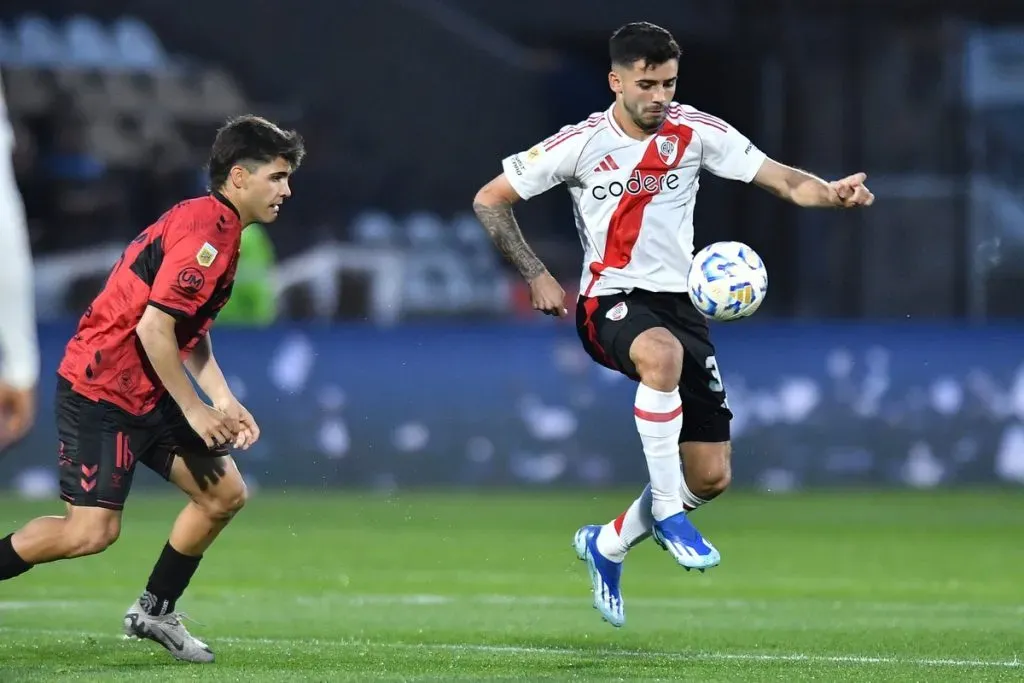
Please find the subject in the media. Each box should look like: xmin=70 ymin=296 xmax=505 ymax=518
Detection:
xmin=592 ymin=154 xmax=619 ymax=173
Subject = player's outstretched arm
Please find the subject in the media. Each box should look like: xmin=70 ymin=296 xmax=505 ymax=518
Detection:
xmin=473 ymin=174 xmax=567 ymax=317
xmin=137 ymin=306 xmax=238 ymax=448
xmin=752 ymin=158 xmax=875 ymax=208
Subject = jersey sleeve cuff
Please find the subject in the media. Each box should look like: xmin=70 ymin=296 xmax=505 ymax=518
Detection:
xmin=148 ymin=300 xmax=192 ymax=320
xmin=501 ymin=155 xmax=535 ymax=201
xmin=740 ymin=149 xmax=769 ymax=183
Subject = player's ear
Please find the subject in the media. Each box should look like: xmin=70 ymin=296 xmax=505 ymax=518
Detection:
xmin=608 ymin=70 xmax=623 ymax=95
xmin=228 ymin=164 xmax=248 ymax=190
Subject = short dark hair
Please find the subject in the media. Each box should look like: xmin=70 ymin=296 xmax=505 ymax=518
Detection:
xmin=609 ymin=22 xmax=681 ymax=68
xmin=207 ymin=114 xmax=305 ymax=189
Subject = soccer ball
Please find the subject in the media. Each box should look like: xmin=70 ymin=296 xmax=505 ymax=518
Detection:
xmin=687 ymin=241 xmax=768 ymax=321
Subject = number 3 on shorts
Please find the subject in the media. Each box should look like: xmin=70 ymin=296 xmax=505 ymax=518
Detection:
xmin=706 ymin=356 xmax=728 ymax=406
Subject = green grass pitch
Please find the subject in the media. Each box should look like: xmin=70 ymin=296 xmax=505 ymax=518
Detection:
xmin=1 ymin=489 xmax=1022 ymax=681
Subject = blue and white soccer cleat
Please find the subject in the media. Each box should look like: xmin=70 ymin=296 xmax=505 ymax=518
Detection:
xmin=651 ymin=512 xmax=721 ymax=571
xmin=572 ymin=525 xmax=625 ymax=627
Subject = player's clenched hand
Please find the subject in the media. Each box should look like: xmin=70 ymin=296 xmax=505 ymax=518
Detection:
xmin=0 ymin=383 xmax=36 ymax=449
xmin=528 ymin=271 xmax=568 ymax=318
xmin=183 ymin=403 xmax=239 ymax=450
xmin=830 ymin=172 xmax=875 ymax=208
xmin=215 ymin=397 xmax=261 ymax=450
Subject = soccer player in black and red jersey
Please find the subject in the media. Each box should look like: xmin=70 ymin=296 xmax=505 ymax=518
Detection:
xmin=0 ymin=115 xmax=304 ymax=662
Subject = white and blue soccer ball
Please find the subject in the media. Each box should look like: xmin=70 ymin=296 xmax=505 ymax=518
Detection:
xmin=687 ymin=241 xmax=768 ymax=321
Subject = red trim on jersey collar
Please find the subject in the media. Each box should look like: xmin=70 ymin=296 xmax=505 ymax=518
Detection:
xmin=211 ymin=191 xmax=241 ymax=219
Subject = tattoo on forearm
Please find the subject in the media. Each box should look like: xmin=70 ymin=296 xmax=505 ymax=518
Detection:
xmin=473 ymin=201 xmax=546 ymax=280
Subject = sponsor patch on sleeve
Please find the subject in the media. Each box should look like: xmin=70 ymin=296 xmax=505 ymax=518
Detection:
xmin=196 ymin=242 xmax=218 ymax=267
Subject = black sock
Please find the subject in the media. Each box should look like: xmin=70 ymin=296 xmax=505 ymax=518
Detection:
xmin=140 ymin=541 xmax=202 ymax=616
xmin=0 ymin=533 xmax=33 ymax=581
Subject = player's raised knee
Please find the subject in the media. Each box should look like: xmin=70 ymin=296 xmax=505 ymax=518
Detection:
xmin=64 ymin=509 xmax=121 ymax=557
xmin=630 ymin=328 xmax=683 ymax=391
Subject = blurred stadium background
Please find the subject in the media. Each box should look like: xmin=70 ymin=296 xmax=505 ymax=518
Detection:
xmin=1 ymin=1 xmax=1024 ymax=679
xmin=2 ymin=0 xmax=1023 ymax=494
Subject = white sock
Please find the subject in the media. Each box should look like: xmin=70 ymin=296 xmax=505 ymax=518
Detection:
xmin=634 ymin=384 xmax=684 ymax=521
xmin=680 ymin=475 xmax=710 ymax=511
xmin=595 ymin=485 xmax=652 ymax=562
xmin=596 ymin=473 xmax=712 ymax=562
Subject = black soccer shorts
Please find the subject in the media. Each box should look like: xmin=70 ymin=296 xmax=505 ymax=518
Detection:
xmin=55 ymin=377 xmax=228 ymax=510
xmin=575 ymin=289 xmax=733 ymax=443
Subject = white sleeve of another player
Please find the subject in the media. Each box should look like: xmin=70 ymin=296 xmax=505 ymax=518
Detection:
xmin=697 ymin=115 xmax=768 ymax=183
xmin=500 ymin=131 xmax=584 ymax=201
xmin=0 ymin=80 xmax=38 ymax=389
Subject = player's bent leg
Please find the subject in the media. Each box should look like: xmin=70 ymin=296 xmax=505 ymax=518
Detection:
xmin=13 ymin=504 xmax=122 ymax=561
xmin=0 ymin=505 xmax=121 ymax=580
xmin=125 ymin=454 xmax=245 ymax=664
xmin=629 ymin=329 xmax=719 ymax=571
xmin=5 ymin=378 xmax=134 ymax=580
xmin=629 ymin=328 xmax=688 ymax=521
xmin=581 ymin=440 xmax=730 ymax=566
xmin=166 ymin=454 xmax=248 ymax=556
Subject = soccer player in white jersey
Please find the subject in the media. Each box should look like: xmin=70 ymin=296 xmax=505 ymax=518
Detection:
xmin=0 ymin=73 xmax=39 ymax=450
xmin=473 ymin=21 xmax=874 ymax=627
